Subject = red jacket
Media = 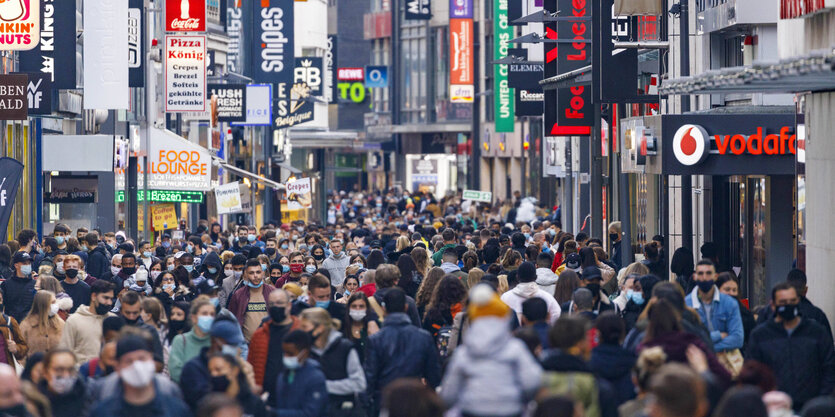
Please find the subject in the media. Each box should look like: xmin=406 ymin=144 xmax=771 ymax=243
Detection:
xmin=248 ymin=316 xmax=301 ymax=387
xmin=227 ymin=284 xmax=276 ymax=328
xmin=551 ymin=252 xmax=564 ymax=272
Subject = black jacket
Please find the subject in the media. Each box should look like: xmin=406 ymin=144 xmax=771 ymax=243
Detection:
xmin=610 ymin=240 xmax=622 ymax=271
xmin=365 ymin=313 xmax=441 ymax=399
xmin=86 ymin=245 xmax=110 ymax=279
xmin=590 ymin=344 xmax=637 ymax=406
xmin=0 ymin=275 xmax=35 ymax=323
xmin=746 ymin=318 xmax=835 ymax=410
xmin=756 ymin=297 xmax=833 ymax=342
xmin=39 ymin=376 xmax=88 ymax=417
xmin=374 ymin=287 xmax=421 ymax=327
xmin=541 ymin=350 xmax=619 ymax=417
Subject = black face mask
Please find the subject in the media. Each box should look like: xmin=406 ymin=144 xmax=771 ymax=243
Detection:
xmin=696 ymin=280 xmax=715 ymax=293
xmin=123 ymin=316 xmax=140 ymax=326
xmin=121 ymin=267 xmax=136 ymax=276
xmin=95 ymin=302 xmax=112 ymax=316
xmin=609 ymin=233 xmax=619 ymax=242
xmin=585 ymin=283 xmax=601 ymax=296
xmin=269 ymin=306 xmax=287 ymax=323
xmin=313 ymin=253 xmax=325 ymax=261
xmin=65 ymin=268 xmax=79 ymax=279
xmin=265 ymin=248 xmax=277 ymax=257
xmin=211 ymin=375 xmax=230 ymax=392
xmin=776 ymin=303 xmax=799 ymax=321
xmin=169 ymin=319 xmax=187 ymax=333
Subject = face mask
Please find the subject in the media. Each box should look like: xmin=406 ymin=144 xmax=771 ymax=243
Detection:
xmin=315 ymin=300 xmax=330 ymax=309
xmin=55 ymin=261 xmax=65 ymax=274
xmin=168 ymin=319 xmax=187 ymax=334
xmin=221 ymin=344 xmax=238 ymax=356
xmin=313 ymin=253 xmax=325 ymax=261
xmin=265 ymin=248 xmax=277 ymax=257
xmin=122 ymin=267 xmax=136 ymax=276
xmin=111 ymin=266 xmax=121 ymax=276
xmin=197 ymin=316 xmax=214 ymax=333
xmin=349 ymin=310 xmax=366 ymax=322
xmin=184 ymin=265 xmax=194 ymax=273
xmin=162 ymin=241 xmax=171 ymax=249
xmin=247 ymin=234 xmax=256 ymax=242
xmin=50 ymin=302 xmax=60 ymax=317
xmin=261 ymin=264 xmax=268 ymax=272
xmin=283 ymin=355 xmax=300 ymax=370
xmin=626 ymin=290 xmax=644 ymax=305
xmin=211 ymin=375 xmax=230 ymax=392
xmin=163 ymin=283 xmax=175 ymax=292
xmin=305 ymin=265 xmax=317 ymax=273
xmin=20 ymin=265 xmax=31 ymax=275
xmin=246 ymin=280 xmax=264 ymax=289
xmin=524 ymin=233 xmax=531 ymax=239
xmin=548 ymin=229 xmax=556 ymax=237
xmin=233 ymin=271 xmax=243 ymax=280
xmin=269 ymin=306 xmax=286 ymax=322
xmin=696 ymin=280 xmax=715 ymax=293
xmin=51 ymin=375 xmax=77 ymax=395
xmin=186 ymin=245 xmax=194 ymax=254
xmin=281 ymin=265 xmax=290 ymax=273
xmin=776 ymin=303 xmax=799 ymax=321
xmin=120 ymin=359 xmax=156 ymax=388
xmin=290 ymin=263 xmax=304 ymax=273
xmin=585 ymin=283 xmax=601 ymax=295
xmin=280 ymin=244 xmax=289 ymax=250
xmin=167 ymin=265 xmax=175 ymax=272
xmin=95 ymin=302 xmax=112 ymax=315
xmin=208 ymin=267 xmax=218 ymax=275
xmin=609 ymin=233 xmax=620 ymax=242
xmin=65 ymin=268 xmax=79 ymax=279
xmin=210 ymin=297 xmax=220 ymax=307
xmin=143 ymin=251 xmax=152 ymax=258
xmin=56 ymin=236 xmax=65 ymax=245
xmin=150 ymin=270 xmax=161 ymax=280
xmin=81 ymin=245 xmax=88 ymax=251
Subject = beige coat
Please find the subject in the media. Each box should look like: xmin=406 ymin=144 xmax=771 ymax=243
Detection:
xmin=58 ymin=305 xmax=116 ymax=364
xmin=19 ymin=316 xmax=64 ymax=359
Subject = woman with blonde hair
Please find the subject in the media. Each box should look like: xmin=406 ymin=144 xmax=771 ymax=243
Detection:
xmin=19 ymin=290 xmax=64 ymax=358
xmin=500 ymin=250 xmax=523 ymax=272
xmin=467 ymin=268 xmax=484 ymax=289
xmin=35 ymin=276 xmax=72 ymax=321
xmin=410 ymin=247 xmax=431 ymax=277
xmin=299 ymin=307 xmax=367 ymax=415
xmin=395 ymin=235 xmax=411 ymax=253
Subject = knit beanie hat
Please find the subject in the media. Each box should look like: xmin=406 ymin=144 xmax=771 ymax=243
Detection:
xmin=467 ymin=284 xmax=510 ymax=321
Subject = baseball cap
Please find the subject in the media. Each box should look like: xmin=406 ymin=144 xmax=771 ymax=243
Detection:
xmin=210 ymin=319 xmax=244 ymax=346
xmin=369 ymin=240 xmax=382 ymax=249
xmin=582 ymin=266 xmax=602 ymax=280
xmin=12 ymin=252 xmax=31 ymax=264
xmin=564 ymin=253 xmax=582 ymax=271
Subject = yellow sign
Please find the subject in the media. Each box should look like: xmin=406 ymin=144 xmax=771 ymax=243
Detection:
xmin=151 ymin=204 xmax=178 ymax=230
xmin=280 ymin=200 xmax=308 ymax=223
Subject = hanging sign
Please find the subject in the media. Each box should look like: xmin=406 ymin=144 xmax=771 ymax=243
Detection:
xmin=208 ymin=84 xmax=246 ymax=122
xmin=128 ymin=0 xmax=145 ymax=87
xmin=295 ymin=58 xmax=324 ymax=96
xmin=0 ymin=158 xmax=24 ymax=240
xmin=449 ymin=18 xmax=473 ymax=103
xmin=549 ymin=0 xmax=593 ymax=136
xmin=250 ymin=0 xmax=295 ymax=87
xmin=326 ymin=35 xmax=337 ymax=102
xmin=215 ymin=182 xmax=243 ymax=215
xmin=84 ymin=0 xmax=129 ymax=110
xmin=405 ymin=0 xmax=431 ymax=19
xmin=226 ymin=4 xmax=243 ymax=73
xmin=147 ymin=128 xmax=212 ymax=191
xmin=493 ymin=0 xmax=514 ymax=132
xmin=19 ymin=0 xmax=74 ymax=88
xmin=0 ymin=74 xmax=28 ymax=120
xmin=365 ymin=66 xmax=388 ymax=88
xmin=18 ymin=72 xmax=51 ymax=115
xmin=275 ymin=82 xmax=314 ymax=128
xmin=165 ymin=35 xmax=207 ymax=112
xmin=285 ymin=177 xmax=312 ymax=209
xmin=0 ymin=0 xmax=39 ymax=51
xmin=232 ymin=84 xmax=272 ymax=126
xmin=166 ymin=0 xmax=206 ymax=32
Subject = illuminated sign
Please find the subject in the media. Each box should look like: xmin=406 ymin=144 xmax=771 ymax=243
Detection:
xmin=116 ymin=190 xmax=205 ymax=203
xmin=337 ymin=67 xmax=364 ymax=81
xmin=337 ymin=82 xmax=367 ymax=103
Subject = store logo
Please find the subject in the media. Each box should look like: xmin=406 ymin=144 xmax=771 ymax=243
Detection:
xmin=0 ymin=0 xmax=38 ymax=51
xmin=166 ymin=0 xmax=205 ymax=32
xmin=672 ymin=124 xmax=709 ymax=166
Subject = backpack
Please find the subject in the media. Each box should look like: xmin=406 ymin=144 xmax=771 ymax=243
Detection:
xmin=436 ymin=324 xmax=455 ymax=360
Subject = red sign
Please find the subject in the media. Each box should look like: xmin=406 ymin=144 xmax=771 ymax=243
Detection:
xmin=672 ymin=124 xmax=797 ymax=167
xmin=781 ymin=0 xmax=833 ymax=19
xmin=547 ymin=0 xmax=592 ymax=136
xmin=449 ymin=19 xmax=473 ymax=85
xmin=166 ymin=0 xmax=206 ymax=32
xmin=337 ymin=68 xmax=364 ymax=81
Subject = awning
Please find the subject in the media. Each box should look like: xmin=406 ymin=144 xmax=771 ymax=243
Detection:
xmin=287 ymin=129 xmax=360 ymax=149
xmin=659 ymin=49 xmax=835 ymax=95
xmin=219 ymin=161 xmax=284 ymax=190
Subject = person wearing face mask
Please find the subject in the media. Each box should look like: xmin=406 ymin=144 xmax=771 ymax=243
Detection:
xmin=208 ymin=353 xmax=268 ymax=417
xmin=99 ymin=253 xmax=124 ymax=292
xmin=247 ymin=289 xmax=300 ymax=403
xmin=194 ymin=252 xmax=223 ymax=296
xmin=1 ymin=252 xmax=37 ymax=324
xmin=321 ymin=239 xmax=350 ymax=289
xmin=38 ymin=349 xmax=87 ymax=417
xmin=340 ymin=292 xmax=379 ymax=365
xmin=20 ymin=291 xmax=63 ymax=359
xmin=310 ymin=244 xmax=327 ymax=266
xmin=227 ymin=260 xmax=276 ymax=342
xmin=0 ymin=289 xmax=27 ymax=376
xmin=58 ymin=280 xmax=116 ymax=364
xmin=59 ymin=255 xmax=91 ymax=315
xmin=84 ymin=232 xmax=110 ymax=281
xmin=78 ymin=340 xmax=117 ymax=381
xmin=684 ymin=259 xmax=744 ymax=353
xmin=218 ymin=255 xmax=247 ymax=309
xmin=575 ymin=266 xmax=616 ymax=316
xmin=90 ymin=335 xmax=190 ymax=417
xmin=168 ymin=297 xmax=216 ymax=383
xmin=117 ymin=291 xmax=165 ymax=370
xmin=277 ymin=238 xmax=292 ymax=258
xmin=274 ymin=252 xmax=305 ymax=288
xmin=274 ymin=330 xmax=328 ymax=417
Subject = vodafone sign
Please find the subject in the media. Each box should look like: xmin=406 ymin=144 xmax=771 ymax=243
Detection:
xmin=166 ymin=0 xmax=206 ymax=32
xmin=661 ymin=114 xmax=797 ymax=176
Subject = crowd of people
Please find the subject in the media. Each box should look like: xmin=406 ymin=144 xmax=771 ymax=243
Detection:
xmin=0 ymin=188 xmax=830 ymax=417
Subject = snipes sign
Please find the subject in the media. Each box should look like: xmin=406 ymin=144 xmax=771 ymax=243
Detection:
xmin=662 ymin=114 xmax=797 ymax=176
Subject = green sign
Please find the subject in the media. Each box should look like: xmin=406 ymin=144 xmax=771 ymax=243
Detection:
xmin=116 ymin=190 xmax=205 ymax=203
xmin=493 ymin=0 xmax=514 ymax=132
xmin=462 ymin=189 xmax=493 ymax=203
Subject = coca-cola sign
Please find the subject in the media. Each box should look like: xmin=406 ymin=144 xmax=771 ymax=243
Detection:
xmin=166 ymin=0 xmax=206 ymax=32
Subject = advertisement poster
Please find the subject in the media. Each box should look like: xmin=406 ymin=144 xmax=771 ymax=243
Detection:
xmin=151 ymin=204 xmax=178 ymax=230
xmin=294 ymin=58 xmax=323 ymax=96
xmin=215 ymin=182 xmax=243 ymax=215
xmin=449 ymin=18 xmax=473 ymax=103
xmin=405 ymin=0 xmax=431 ymax=19
xmin=0 ymin=0 xmax=39 ymax=51
xmin=166 ymin=0 xmax=206 ymax=32
xmin=19 ymin=0 xmax=74 ymax=88
xmin=208 ymin=84 xmax=246 ymax=122
xmin=275 ymin=82 xmax=314 ymax=128
xmin=493 ymin=0 xmax=514 ymax=132
xmin=84 ymin=0 xmax=128 ymax=110
xmin=285 ymin=177 xmax=312 ymax=210
xmin=165 ymin=35 xmax=207 ymax=112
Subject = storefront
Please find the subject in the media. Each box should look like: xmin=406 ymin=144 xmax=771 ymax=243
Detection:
xmin=626 ymin=111 xmax=797 ymax=307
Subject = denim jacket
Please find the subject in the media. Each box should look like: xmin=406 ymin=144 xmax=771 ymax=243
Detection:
xmin=686 ymin=287 xmax=744 ymax=351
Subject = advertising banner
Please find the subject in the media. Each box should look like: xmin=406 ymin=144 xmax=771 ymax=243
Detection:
xmin=550 ymin=0 xmax=592 ymax=136
xmin=275 ymin=82 xmax=314 ymax=128
xmin=165 ymin=35 xmax=207 ymax=112
xmin=0 ymin=158 xmax=24 ymax=240
xmin=226 ymin=4 xmax=243 ymax=74
xmin=250 ymin=0 xmax=294 ymax=87
xmin=285 ymin=177 xmax=312 ymax=209
xmin=450 ymin=0 xmax=473 ymax=18
xmin=493 ymin=0 xmax=514 ymax=132
xmin=215 ymin=182 xmax=243 ymax=215
xmin=294 ymin=58 xmax=324 ymax=96
xmin=166 ymin=0 xmax=206 ymax=32
xmin=0 ymin=74 xmax=28 ymax=120
xmin=509 ymin=61 xmax=543 ymax=116
xmin=147 ymin=128 xmax=212 ymax=191
xmin=19 ymin=72 xmax=51 ymax=115
xmin=232 ymin=84 xmax=272 ymax=126
xmin=326 ymin=35 xmax=337 ymax=103
xmin=365 ymin=66 xmax=388 ymax=88
xmin=151 ymin=204 xmax=178 ymax=230
xmin=208 ymin=84 xmax=246 ymax=122
xmin=84 ymin=0 xmax=128 ymax=110
xmin=405 ymin=0 xmax=431 ymax=19
xmin=449 ymin=18 xmax=473 ymax=104
xmin=19 ymin=0 xmax=74 ymax=88
xmin=128 ymin=0 xmax=145 ymax=87
xmin=0 ymin=0 xmax=39 ymax=51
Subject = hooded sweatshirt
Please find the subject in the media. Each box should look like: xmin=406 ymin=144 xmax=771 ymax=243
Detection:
xmin=321 ymin=251 xmax=351 ymax=287
xmin=535 ymin=267 xmax=559 ymax=295
xmin=500 ymin=282 xmax=562 ymax=325
xmin=58 ymin=305 xmax=116 ymax=364
xmin=441 ymin=317 xmax=542 ymax=416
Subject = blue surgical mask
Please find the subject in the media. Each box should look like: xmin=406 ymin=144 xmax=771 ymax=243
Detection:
xmin=305 ymin=265 xmax=317 ymax=273
xmin=524 ymin=233 xmax=531 ymax=239
xmin=548 ymin=229 xmax=556 ymax=236
xmin=280 ymin=244 xmax=289 ymax=250
xmin=20 ymin=265 xmax=32 ymax=275
xmin=627 ymin=289 xmax=645 ymax=305
xmin=56 ymin=236 xmax=65 ymax=245
xmin=315 ymin=301 xmax=330 ymax=309
xmin=247 ymin=234 xmax=256 ymax=242
xmin=186 ymin=245 xmax=194 ymax=253
xmin=167 ymin=265 xmax=175 ymax=271
xmin=197 ymin=316 xmax=214 ymax=333
xmin=210 ymin=297 xmax=220 ymax=307
xmin=142 ymin=251 xmax=152 ymax=258
xmin=163 ymin=283 xmax=175 ymax=291
xmin=281 ymin=265 xmax=290 ymax=273
xmin=208 ymin=267 xmax=218 ymax=275
xmin=283 ymin=355 xmax=300 ymax=370
xmin=162 ymin=241 xmax=171 ymax=248
xmin=261 ymin=264 xmax=268 ymax=272
xmin=184 ymin=265 xmax=194 ymax=273
xmin=246 ymin=280 xmax=264 ymax=289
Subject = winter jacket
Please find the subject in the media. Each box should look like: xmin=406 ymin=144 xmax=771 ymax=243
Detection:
xmin=273 ymin=359 xmax=328 ymax=417
xmin=38 ymin=376 xmax=89 ymax=417
xmin=686 ymin=287 xmax=744 ymax=351
xmin=310 ymin=331 xmax=367 ymax=397
xmin=90 ymin=380 xmax=191 ymax=417
xmin=431 ymin=244 xmax=456 ymax=266
xmin=86 ymin=246 xmax=110 ymax=281
xmin=535 ymin=267 xmax=559 ymax=295
xmin=366 ymin=313 xmax=441 ymax=399
xmin=639 ymin=331 xmax=732 ymax=386
xmin=0 ymin=313 xmax=27 ymax=366
xmin=746 ymin=318 xmax=835 ymax=410
xmin=611 ymin=240 xmax=622 ymax=271
xmin=540 ymin=350 xmax=619 ymax=417
xmin=58 ymin=305 xmax=116 ymax=364
xmin=373 ymin=287 xmax=421 ymax=327
xmin=179 ymin=348 xmax=212 ymax=409
xmin=321 ymin=252 xmax=351 ymax=286
xmin=500 ymin=282 xmax=561 ymax=325
xmin=218 ymin=274 xmax=242 ymax=308
xmin=590 ymin=343 xmax=637 ymax=405
xmin=248 ymin=317 xmax=301 ymax=389
xmin=168 ymin=328 xmax=211 ymax=383
xmin=88 ymin=373 xmax=182 ymax=403
xmin=620 ymin=300 xmax=645 ymax=331
xmin=756 ymin=296 xmax=833 ymax=342
xmin=227 ymin=284 xmax=276 ymax=328
xmin=623 ymin=310 xmax=715 ymax=354
xmin=441 ymin=317 xmax=542 ymax=416
xmin=19 ymin=316 xmax=63 ymax=358
xmin=0 ymin=275 xmax=35 ymax=323
xmin=61 ymin=280 xmax=91 ymax=314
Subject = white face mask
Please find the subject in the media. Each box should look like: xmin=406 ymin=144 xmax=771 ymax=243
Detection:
xmin=120 ymin=359 xmax=156 ymax=388
xmin=349 ymin=310 xmax=366 ymax=322
xmin=51 ymin=375 xmax=77 ymax=394
xmin=49 ymin=302 xmax=60 ymax=317
xmin=55 ymin=261 xmax=64 ymax=275
xmin=224 ymin=269 xmax=234 ymax=277
xmin=111 ymin=266 xmax=121 ymax=276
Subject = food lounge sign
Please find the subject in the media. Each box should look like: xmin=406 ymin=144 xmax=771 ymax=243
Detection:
xmin=661 ymin=114 xmax=797 ymax=176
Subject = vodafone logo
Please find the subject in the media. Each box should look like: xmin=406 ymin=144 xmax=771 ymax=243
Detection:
xmin=672 ymin=124 xmax=710 ymax=166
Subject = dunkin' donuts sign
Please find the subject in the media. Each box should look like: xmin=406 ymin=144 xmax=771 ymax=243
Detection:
xmin=166 ymin=0 xmax=206 ymax=32
xmin=0 ymin=0 xmax=39 ymax=50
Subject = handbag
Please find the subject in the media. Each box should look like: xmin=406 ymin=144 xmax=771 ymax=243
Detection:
xmin=717 ymin=348 xmax=744 ymax=377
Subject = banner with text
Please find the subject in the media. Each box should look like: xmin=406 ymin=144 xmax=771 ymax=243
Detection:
xmin=19 ymin=0 xmax=74 ymax=88
xmin=0 ymin=0 xmax=39 ymax=51
xmin=208 ymin=84 xmax=246 ymax=122
xmin=493 ymin=0 xmax=514 ymax=132
xmin=0 ymin=74 xmax=28 ymax=120
xmin=449 ymin=18 xmax=473 ymax=103
xmin=285 ymin=177 xmax=312 ymax=209
xmin=405 ymin=0 xmax=431 ymax=19
xmin=165 ymin=35 xmax=207 ymax=112
xmin=249 ymin=0 xmax=295 ymax=88
xmin=215 ymin=182 xmax=243 ymax=215
xmin=166 ymin=0 xmax=206 ymax=32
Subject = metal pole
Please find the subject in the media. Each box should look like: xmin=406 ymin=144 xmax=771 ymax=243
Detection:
xmin=140 ymin=0 xmax=154 ymax=242
xmin=564 ymin=137 xmax=574 ymax=232
xmin=590 ymin=105 xmax=603 ymax=239
xmin=616 ymin=104 xmax=633 ymax=266
xmin=470 ymin=22 xmax=480 ymax=191
xmin=680 ymin=0 xmax=693 ymax=251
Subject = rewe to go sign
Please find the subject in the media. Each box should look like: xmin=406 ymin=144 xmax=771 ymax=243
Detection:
xmin=463 ymin=190 xmax=492 ymax=203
